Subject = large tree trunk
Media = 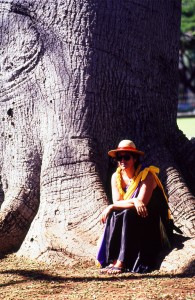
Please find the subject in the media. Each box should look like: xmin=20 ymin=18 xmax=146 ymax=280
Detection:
xmin=0 ymin=0 xmax=194 ymax=270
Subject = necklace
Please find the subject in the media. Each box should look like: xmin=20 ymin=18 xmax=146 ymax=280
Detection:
xmin=122 ymin=172 xmax=135 ymax=186
xmin=116 ymin=165 xmax=141 ymax=197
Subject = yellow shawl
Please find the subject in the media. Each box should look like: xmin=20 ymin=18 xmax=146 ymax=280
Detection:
xmin=116 ymin=165 xmax=172 ymax=219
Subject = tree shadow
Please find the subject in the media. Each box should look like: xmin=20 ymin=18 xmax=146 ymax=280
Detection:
xmin=0 ymin=233 xmax=193 ymax=289
xmin=171 ymin=233 xmax=191 ymax=249
xmin=0 ymin=263 xmax=194 ymax=289
xmin=155 ymin=233 xmax=193 ymax=272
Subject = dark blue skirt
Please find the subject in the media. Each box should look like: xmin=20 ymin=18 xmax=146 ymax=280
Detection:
xmin=97 ymin=187 xmax=170 ymax=273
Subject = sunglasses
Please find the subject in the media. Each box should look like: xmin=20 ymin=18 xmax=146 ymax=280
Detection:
xmin=116 ymin=154 xmax=132 ymax=161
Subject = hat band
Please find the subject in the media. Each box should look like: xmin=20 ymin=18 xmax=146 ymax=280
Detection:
xmin=117 ymin=146 xmax=137 ymax=151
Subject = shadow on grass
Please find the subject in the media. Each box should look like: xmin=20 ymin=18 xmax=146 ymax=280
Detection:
xmin=0 ymin=234 xmax=194 ymax=289
xmin=0 ymin=266 xmax=194 ymax=288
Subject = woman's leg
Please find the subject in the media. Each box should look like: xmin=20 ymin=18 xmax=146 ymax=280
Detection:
xmin=117 ymin=209 xmax=141 ymax=269
xmin=107 ymin=209 xmax=141 ymax=274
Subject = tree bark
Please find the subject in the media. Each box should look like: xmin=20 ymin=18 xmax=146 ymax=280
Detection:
xmin=0 ymin=0 xmax=194 ymax=270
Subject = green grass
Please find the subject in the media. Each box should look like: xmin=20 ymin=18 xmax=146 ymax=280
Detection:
xmin=177 ymin=117 xmax=195 ymax=138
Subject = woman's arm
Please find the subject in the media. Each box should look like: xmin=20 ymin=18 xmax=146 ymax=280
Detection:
xmin=136 ymin=171 xmax=157 ymax=205
xmin=132 ymin=172 xmax=157 ymax=217
xmin=101 ymin=172 xmax=157 ymax=223
xmin=100 ymin=172 xmax=133 ymax=224
xmin=111 ymin=172 xmax=123 ymax=203
xmin=100 ymin=199 xmax=135 ymax=224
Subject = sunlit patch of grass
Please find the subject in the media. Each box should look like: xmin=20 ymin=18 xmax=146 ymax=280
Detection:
xmin=177 ymin=117 xmax=195 ymax=138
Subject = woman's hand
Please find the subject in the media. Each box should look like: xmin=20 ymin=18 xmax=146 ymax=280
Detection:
xmin=133 ymin=198 xmax=148 ymax=218
xmin=100 ymin=205 xmax=113 ymax=224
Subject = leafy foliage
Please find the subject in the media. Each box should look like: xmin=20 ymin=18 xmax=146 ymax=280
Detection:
xmin=181 ymin=0 xmax=195 ymax=33
xmin=180 ymin=0 xmax=195 ymax=98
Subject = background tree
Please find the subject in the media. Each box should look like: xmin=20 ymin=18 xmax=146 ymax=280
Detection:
xmin=179 ymin=0 xmax=195 ymax=98
xmin=0 ymin=0 xmax=194 ymax=271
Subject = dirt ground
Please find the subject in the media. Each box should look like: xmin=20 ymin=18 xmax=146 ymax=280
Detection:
xmin=0 ymin=254 xmax=194 ymax=300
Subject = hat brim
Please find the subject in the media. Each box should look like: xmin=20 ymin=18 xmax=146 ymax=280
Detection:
xmin=108 ymin=148 xmax=144 ymax=158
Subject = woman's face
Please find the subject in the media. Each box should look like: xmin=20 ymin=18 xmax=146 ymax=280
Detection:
xmin=116 ymin=151 xmax=136 ymax=170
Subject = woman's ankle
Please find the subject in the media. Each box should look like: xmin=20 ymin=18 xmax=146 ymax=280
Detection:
xmin=114 ymin=260 xmax=124 ymax=269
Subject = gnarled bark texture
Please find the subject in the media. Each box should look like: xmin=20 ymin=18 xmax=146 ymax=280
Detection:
xmin=0 ymin=0 xmax=194 ymax=271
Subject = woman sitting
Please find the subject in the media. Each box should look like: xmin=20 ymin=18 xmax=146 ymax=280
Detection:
xmin=97 ymin=140 xmax=172 ymax=274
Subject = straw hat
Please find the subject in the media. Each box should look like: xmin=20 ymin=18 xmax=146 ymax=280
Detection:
xmin=108 ymin=140 xmax=144 ymax=157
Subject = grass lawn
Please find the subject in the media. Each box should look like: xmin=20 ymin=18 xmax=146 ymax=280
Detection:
xmin=177 ymin=117 xmax=195 ymax=138
xmin=0 ymin=254 xmax=194 ymax=300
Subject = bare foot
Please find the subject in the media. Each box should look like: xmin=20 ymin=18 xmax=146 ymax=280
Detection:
xmin=100 ymin=264 xmax=114 ymax=274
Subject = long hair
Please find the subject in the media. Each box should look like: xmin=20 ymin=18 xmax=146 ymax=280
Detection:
xmin=131 ymin=153 xmax=141 ymax=170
